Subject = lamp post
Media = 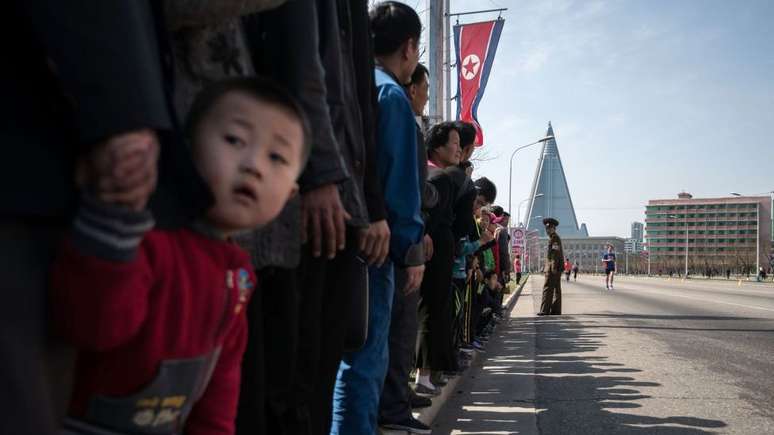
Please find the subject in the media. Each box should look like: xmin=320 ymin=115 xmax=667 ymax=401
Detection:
xmin=517 ymin=193 xmax=543 ymax=226
xmin=507 ymin=135 xmax=554 ymax=218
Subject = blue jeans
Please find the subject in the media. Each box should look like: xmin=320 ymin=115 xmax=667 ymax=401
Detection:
xmin=330 ymin=261 xmax=395 ymax=435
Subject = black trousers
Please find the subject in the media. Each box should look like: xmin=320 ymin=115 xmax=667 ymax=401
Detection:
xmin=540 ymin=273 xmax=562 ymax=315
xmin=236 ymin=267 xmax=299 ymax=435
xmin=415 ymin=229 xmax=456 ymax=371
xmin=451 ymin=278 xmax=467 ymax=348
xmin=284 ymin=228 xmax=365 ymax=435
xmin=378 ymin=269 xmax=419 ymax=424
xmin=0 ymin=220 xmax=75 ymax=435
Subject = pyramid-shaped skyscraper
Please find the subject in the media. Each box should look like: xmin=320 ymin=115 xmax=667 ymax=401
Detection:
xmin=525 ymin=122 xmax=588 ymax=238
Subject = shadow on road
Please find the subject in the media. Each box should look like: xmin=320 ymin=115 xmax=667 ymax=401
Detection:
xmin=533 ymin=316 xmax=727 ymax=434
xmin=434 ymin=315 xmax=729 ymax=434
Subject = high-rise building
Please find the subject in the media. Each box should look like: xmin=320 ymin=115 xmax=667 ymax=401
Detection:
xmin=644 ymin=192 xmax=772 ymax=273
xmin=631 ymin=222 xmax=644 ymax=243
xmin=525 ymin=122 xmax=587 ymax=238
xmin=624 ymin=238 xmax=643 ymax=253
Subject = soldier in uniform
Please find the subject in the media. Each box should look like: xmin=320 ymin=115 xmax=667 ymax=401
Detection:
xmin=538 ymin=218 xmax=563 ymax=316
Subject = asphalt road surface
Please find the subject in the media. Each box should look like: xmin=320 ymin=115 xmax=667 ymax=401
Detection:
xmin=433 ymin=275 xmax=774 ymax=434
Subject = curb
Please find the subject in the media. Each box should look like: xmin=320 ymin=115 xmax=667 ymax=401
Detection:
xmin=401 ymin=277 xmax=530 ymax=431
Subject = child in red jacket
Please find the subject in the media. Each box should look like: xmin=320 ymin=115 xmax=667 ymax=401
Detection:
xmin=52 ymin=78 xmax=310 ymax=435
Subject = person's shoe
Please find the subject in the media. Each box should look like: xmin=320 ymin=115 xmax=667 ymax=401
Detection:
xmin=472 ymin=340 xmax=485 ymax=350
xmin=430 ymin=372 xmax=448 ymax=386
xmin=536 ymin=312 xmax=548 ymax=316
xmin=459 ymin=346 xmax=474 ymax=354
xmin=381 ymin=417 xmax=432 ymax=434
xmin=409 ymin=391 xmax=432 ymax=409
xmin=413 ymin=383 xmax=441 ymax=397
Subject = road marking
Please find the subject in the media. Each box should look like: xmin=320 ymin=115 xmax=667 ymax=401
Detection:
xmin=617 ymin=287 xmax=774 ymax=313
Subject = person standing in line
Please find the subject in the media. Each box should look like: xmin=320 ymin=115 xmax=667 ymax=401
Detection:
xmin=414 ymin=122 xmax=462 ymax=397
xmin=538 ymin=218 xmax=563 ymax=316
xmin=5 ymin=3 xmax=213 ymax=433
xmin=331 ymin=3 xmax=425 ymax=434
xmin=378 ymin=62 xmax=434 ymax=434
xmin=490 ymin=206 xmax=511 ymax=286
xmin=563 ymin=258 xmax=572 ymax=282
xmin=572 ymin=262 xmax=579 ymax=281
xmin=602 ymin=244 xmax=617 ymax=290
xmin=52 ymin=78 xmax=310 ymax=435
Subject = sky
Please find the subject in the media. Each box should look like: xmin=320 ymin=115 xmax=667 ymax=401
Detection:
xmin=416 ymin=0 xmax=774 ymax=237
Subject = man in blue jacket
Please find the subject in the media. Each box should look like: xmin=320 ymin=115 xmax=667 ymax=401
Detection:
xmin=331 ymin=2 xmax=425 ymax=434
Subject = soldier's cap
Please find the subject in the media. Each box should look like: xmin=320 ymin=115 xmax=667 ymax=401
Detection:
xmin=543 ymin=217 xmax=559 ymax=228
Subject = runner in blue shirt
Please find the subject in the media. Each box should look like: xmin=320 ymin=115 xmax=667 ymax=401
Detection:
xmin=602 ymin=244 xmax=617 ymax=290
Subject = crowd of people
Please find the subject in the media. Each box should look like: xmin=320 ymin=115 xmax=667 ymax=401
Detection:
xmin=4 ymin=2 xmax=524 ymax=435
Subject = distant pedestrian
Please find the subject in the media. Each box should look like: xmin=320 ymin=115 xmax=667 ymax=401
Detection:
xmin=538 ymin=218 xmax=563 ymax=316
xmin=572 ymin=263 xmax=579 ymax=281
xmin=726 ymin=269 xmax=731 ymax=279
xmin=513 ymin=256 xmax=522 ymax=284
xmin=602 ymin=244 xmax=616 ymax=290
xmin=564 ymin=258 xmax=572 ymax=282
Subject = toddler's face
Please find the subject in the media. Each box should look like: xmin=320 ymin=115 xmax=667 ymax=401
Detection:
xmin=192 ymin=92 xmax=303 ymax=234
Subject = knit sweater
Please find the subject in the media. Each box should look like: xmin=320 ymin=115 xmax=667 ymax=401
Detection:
xmin=51 ymin=196 xmax=254 ymax=435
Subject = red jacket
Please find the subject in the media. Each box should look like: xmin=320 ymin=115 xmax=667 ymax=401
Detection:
xmin=52 ymin=227 xmax=254 ymax=435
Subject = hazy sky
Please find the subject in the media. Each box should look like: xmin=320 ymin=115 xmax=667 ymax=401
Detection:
xmin=417 ymin=0 xmax=774 ymax=237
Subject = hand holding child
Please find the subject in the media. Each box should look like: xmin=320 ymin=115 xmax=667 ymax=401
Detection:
xmin=78 ymin=129 xmax=160 ymax=211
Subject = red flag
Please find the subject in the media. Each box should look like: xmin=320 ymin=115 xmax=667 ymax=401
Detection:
xmin=454 ymin=19 xmax=505 ymax=147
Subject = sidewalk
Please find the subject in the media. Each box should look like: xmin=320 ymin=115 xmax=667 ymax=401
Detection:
xmin=427 ymin=277 xmax=539 ymax=434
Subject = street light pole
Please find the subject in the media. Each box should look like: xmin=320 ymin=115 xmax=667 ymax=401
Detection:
xmin=517 ymin=193 xmax=543 ymax=226
xmin=756 ymin=202 xmax=760 ymax=278
xmin=507 ymin=135 xmax=554 ymax=218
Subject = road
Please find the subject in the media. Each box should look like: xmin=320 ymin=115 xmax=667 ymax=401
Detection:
xmin=433 ymin=275 xmax=774 ymax=434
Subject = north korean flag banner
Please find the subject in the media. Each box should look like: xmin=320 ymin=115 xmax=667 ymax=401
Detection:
xmin=454 ymin=19 xmax=505 ymax=147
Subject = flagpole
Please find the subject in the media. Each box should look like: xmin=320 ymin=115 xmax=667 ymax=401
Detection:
xmin=447 ymin=8 xmax=508 ymax=18
xmin=428 ymin=1 xmax=444 ymax=124
xmin=444 ymin=0 xmax=451 ymax=121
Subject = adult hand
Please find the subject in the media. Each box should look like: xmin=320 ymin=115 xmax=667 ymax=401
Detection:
xmin=301 ymin=184 xmax=351 ymax=259
xmin=423 ymin=234 xmax=434 ymax=262
xmin=358 ymin=220 xmax=390 ymax=266
xmin=84 ymin=129 xmax=160 ymax=211
xmin=403 ymin=264 xmax=425 ymax=295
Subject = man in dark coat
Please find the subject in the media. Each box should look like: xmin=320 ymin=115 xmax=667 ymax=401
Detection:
xmin=3 ymin=2 xmax=207 ymax=433
xmin=538 ymin=218 xmax=563 ymax=316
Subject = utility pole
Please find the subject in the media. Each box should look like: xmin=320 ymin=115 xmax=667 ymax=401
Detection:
xmin=428 ymin=0 xmax=444 ymax=124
